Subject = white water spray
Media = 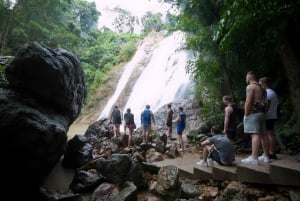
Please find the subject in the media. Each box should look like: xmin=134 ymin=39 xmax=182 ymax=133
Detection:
xmin=124 ymin=31 xmax=194 ymax=127
xmin=97 ymin=31 xmax=195 ymax=127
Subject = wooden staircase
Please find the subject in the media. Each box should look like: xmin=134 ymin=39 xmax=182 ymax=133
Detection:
xmin=153 ymin=153 xmax=300 ymax=187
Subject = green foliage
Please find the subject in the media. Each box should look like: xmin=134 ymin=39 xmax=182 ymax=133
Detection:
xmin=112 ymin=7 xmax=135 ymax=33
xmin=171 ymin=0 xmax=300 ymax=152
xmin=0 ymin=0 xmax=138 ymax=109
xmin=0 ymin=56 xmax=13 ymax=88
xmin=141 ymin=12 xmax=165 ymax=33
xmin=165 ymin=12 xmax=179 ymax=31
xmin=280 ymin=125 xmax=300 ymax=154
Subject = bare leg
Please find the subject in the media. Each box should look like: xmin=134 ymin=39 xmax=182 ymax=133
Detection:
xmin=145 ymin=131 xmax=149 ymax=143
xmin=168 ymin=126 xmax=172 ymax=138
xmin=116 ymin=124 xmax=120 ymax=136
xmin=260 ymin=132 xmax=270 ymax=157
xmin=267 ymin=130 xmax=276 ymax=154
xmin=177 ymin=134 xmax=184 ymax=151
xmin=113 ymin=125 xmax=117 ymax=137
xmin=202 ymin=145 xmax=210 ymax=162
xmin=143 ymin=132 xmax=146 ymax=143
xmin=128 ymin=133 xmax=132 ymax=148
xmin=251 ymin=134 xmax=260 ymax=159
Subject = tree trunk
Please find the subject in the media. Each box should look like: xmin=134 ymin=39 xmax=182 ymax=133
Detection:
xmin=219 ymin=53 xmax=233 ymax=98
xmin=0 ymin=4 xmax=16 ymax=54
xmin=278 ymin=21 xmax=300 ymax=132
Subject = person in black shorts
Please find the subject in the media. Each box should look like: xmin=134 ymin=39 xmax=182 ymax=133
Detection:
xmin=165 ymin=103 xmax=173 ymax=139
xmin=110 ymin=105 xmax=122 ymax=137
xmin=222 ymin=95 xmax=238 ymax=141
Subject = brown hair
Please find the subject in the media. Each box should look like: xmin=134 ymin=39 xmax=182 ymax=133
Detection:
xmin=211 ymin=125 xmax=221 ymax=134
xmin=223 ymin=95 xmax=232 ymax=102
xmin=259 ymin=77 xmax=271 ymax=85
xmin=247 ymin=71 xmax=257 ymax=80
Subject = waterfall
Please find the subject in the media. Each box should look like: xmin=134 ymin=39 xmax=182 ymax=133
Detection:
xmin=96 ymin=39 xmax=151 ymax=120
xmin=97 ymin=30 xmax=195 ymax=127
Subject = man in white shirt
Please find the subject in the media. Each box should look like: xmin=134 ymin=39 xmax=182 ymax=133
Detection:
xmin=259 ymin=77 xmax=279 ymax=159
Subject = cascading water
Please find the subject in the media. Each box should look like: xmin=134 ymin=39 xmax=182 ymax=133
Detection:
xmin=97 ymin=30 xmax=195 ymax=127
xmin=124 ymin=31 xmax=195 ymax=127
xmin=96 ymin=39 xmax=151 ymax=120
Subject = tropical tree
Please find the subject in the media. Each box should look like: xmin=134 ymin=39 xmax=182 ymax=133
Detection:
xmin=112 ymin=7 xmax=136 ymax=33
xmin=170 ymin=0 xmax=300 ymax=151
xmin=141 ymin=11 xmax=165 ymax=33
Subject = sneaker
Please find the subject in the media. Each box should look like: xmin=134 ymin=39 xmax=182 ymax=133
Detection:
xmin=241 ymin=156 xmax=259 ymax=165
xmin=196 ymin=159 xmax=208 ymax=167
xmin=207 ymin=158 xmax=213 ymax=166
xmin=258 ymin=154 xmax=271 ymax=163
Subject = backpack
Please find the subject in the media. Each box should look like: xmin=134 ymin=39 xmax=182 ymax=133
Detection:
xmin=112 ymin=108 xmax=121 ymax=122
xmin=124 ymin=113 xmax=134 ymax=125
xmin=142 ymin=109 xmax=151 ymax=124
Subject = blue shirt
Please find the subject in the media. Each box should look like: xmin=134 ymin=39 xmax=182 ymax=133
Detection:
xmin=141 ymin=109 xmax=152 ymax=125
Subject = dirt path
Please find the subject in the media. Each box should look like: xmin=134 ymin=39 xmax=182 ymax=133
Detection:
xmin=67 ymin=122 xmax=89 ymax=140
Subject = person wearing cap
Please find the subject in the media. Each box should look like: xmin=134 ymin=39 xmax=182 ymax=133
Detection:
xmin=141 ymin=105 xmax=155 ymax=143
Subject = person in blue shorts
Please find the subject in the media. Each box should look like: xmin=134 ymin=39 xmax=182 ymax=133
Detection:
xmin=173 ymin=106 xmax=186 ymax=152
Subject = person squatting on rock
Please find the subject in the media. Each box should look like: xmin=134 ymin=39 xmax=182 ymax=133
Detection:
xmin=173 ymin=106 xmax=186 ymax=152
xmin=196 ymin=125 xmax=235 ymax=167
xmin=124 ymin=108 xmax=135 ymax=148
xmin=222 ymin=95 xmax=239 ymax=142
xmin=141 ymin=105 xmax=155 ymax=143
xmin=241 ymin=71 xmax=271 ymax=165
xmin=110 ymin=105 xmax=122 ymax=137
xmin=259 ymin=77 xmax=279 ymax=160
xmin=165 ymin=103 xmax=174 ymax=139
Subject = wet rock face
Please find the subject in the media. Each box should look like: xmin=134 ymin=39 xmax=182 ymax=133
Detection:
xmin=0 ymin=42 xmax=86 ymax=199
xmin=5 ymin=42 xmax=86 ymax=121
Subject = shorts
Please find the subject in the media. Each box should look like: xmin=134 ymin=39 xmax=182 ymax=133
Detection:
xmin=125 ymin=124 xmax=134 ymax=133
xmin=208 ymin=149 xmax=223 ymax=165
xmin=266 ymin=119 xmax=277 ymax=131
xmin=243 ymin=112 xmax=266 ymax=134
xmin=142 ymin=124 xmax=151 ymax=133
xmin=177 ymin=128 xmax=184 ymax=135
xmin=166 ymin=120 xmax=172 ymax=127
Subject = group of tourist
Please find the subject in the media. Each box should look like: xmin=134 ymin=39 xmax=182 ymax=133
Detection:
xmin=109 ymin=71 xmax=278 ymax=165
xmin=196 ymin=70 xmax=278 ymax=167
xmin=109 ymin=104 xmax=187 ymax=150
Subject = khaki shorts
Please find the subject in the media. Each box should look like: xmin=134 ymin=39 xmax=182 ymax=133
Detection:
xmin=243 ymin=112 xmax=266 ymax=134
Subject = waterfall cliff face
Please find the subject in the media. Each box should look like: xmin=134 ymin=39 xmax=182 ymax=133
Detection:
xmin=97 ymin=30 xmax=195 ymax=127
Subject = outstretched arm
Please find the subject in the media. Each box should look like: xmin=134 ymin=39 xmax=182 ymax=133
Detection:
xmin=223 ymin=107 xmax=231 ymax=133
xmin=151 ymin=112 xmax=156 ymax=125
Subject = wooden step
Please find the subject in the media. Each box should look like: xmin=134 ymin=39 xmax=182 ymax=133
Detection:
xmin=210 ymin=155 xmax=245 ymax=181
xmin=212 ymin=164 xmax=237 ymax=181
xmin=269 ymin=154 xmax=300 ymax=186
xmin=153 ymin=152 xmax=300 ymax=187
xmin=193 ymin=165 xmax=213 ymax=181
xmin=153 ymin=152 xmax=199 ymax=179
xmin=237 ymin=162 xmax=271 ymax=184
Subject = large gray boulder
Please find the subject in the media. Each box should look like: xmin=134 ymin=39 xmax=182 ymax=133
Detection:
xmin=0 ymin=42 xmax=86 ymax=200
